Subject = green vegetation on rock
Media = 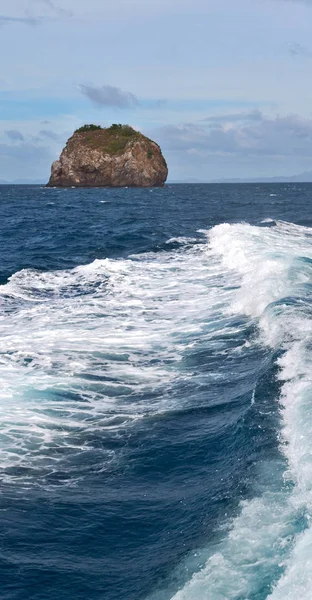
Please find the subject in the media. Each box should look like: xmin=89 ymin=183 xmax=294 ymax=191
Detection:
xmin=75 ymin=124 xmax=102 ymax=133
xmin=72 ymin=124 xmax=144 ymax=156
xmin=109 ymin=124 xmax=136 ymax=136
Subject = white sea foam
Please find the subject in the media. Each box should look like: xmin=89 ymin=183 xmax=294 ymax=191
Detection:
xmin=165 ymin=236 xmax=199 ymax=245
xmin=158 ymin=220 xmax=312 ymax=600
xmin=0 ymin=240 xmax=241 ymax=483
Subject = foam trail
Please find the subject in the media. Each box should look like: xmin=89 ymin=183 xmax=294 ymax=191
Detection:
xmin=0 ymin=240 xmax=243 ymax=484
xmin=164 ymin=221 xmax=312 ymax=600
xmin=2 ymin=218 xmax=312 ymax=596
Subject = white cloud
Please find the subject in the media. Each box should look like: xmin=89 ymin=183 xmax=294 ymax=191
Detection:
xmin=155 ymin=112 xmax=312 ymax=157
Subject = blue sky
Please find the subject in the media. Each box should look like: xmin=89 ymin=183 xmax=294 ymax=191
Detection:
xmin=2 ymin=0 xmax=312 ymax=181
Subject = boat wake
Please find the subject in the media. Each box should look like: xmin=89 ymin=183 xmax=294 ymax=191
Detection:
xmin=1 ymin=219 xmax=312 ymax=598
xmin=157 ymin=221 xmax=312 ymax=600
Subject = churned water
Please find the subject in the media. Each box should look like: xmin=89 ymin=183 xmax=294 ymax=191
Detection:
xmin=0 ymin=183 xmax=312 ymax=600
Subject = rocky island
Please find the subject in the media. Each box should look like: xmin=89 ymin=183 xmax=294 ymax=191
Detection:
xmin=47 ymin=124 xmax=168 ymax=187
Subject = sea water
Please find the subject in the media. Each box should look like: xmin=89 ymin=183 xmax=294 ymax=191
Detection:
xmin=0 ymin=183 xmax=312 ymax=600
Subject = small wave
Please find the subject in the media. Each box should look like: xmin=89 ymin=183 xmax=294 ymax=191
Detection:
xmin=148 ymin=236 xmax=205 ymax=254
xmin=260 ymin=218 xmax=277 ymax=228
xmin=164 ymin=236 xmax=202 ymax=249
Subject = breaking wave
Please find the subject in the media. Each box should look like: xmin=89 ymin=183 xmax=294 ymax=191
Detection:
xmin=154 ymin=220 xmax=312 ymax=600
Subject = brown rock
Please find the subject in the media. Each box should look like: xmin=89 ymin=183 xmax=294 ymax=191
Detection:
xmin=47 ymin=124 xmax=168 ymax=187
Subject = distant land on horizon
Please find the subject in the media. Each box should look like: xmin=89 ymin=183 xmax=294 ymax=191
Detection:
xmin=168 ymin=170 xmax=312 ymax=184
xmin=0 ymin=179 xmax=45 ymax=185
xmin=3 ymin=170 xmax=312 ymax=185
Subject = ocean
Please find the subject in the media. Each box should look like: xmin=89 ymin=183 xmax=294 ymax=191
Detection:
xmin=0 ymin=183 xmax=311 ymax=600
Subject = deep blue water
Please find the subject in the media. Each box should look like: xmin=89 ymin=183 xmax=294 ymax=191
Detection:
xmin=0 ymin=183 xmax=312 ymax=600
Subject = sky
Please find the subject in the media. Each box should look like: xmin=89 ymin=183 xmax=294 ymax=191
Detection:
xmin=2 ymin=0 xmax=312 ymax=181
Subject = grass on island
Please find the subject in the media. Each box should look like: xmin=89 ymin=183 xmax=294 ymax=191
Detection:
xmin=72 ymin=123 xmax=152 ymax=155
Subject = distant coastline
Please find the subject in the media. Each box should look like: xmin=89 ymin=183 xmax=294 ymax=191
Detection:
xmin=3 ymin=170 xmax=312 ymax=185
xmin=168 ymin=170 xmax=312 ymax=184
xmin=0 ymin=179 xmax=45 ymax=185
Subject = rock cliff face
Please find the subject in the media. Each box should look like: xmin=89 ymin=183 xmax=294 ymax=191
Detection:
xmin=47 ymin=124 xmax=168 ymax=187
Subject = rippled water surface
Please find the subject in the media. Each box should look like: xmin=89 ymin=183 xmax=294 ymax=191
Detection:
xmin=1 ymin=183 xmax=312 ymax=600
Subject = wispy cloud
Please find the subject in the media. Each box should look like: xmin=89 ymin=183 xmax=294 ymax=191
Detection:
xmin=201 ymin=109 xmax=263 ymax=124
xmin=0 ymin=14 xmax=38 ymax=26
xmin=0 ymin=0 xmax=72 ymax=27
xmin=79 ymin=84 xmax=139 ymax=109
xmin=39 ymin=129 xmax=63 ymax=141
xmin=287 ymin=41 xmax=312 ymax=57
xmin=5 ymin=130 xmax=25 ymax=142
xmin=32 ymin=0 xmax=73 ymax=18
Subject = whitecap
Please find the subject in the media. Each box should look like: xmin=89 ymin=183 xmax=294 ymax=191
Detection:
xmin=150 ymin=219 xmax=312 ymax=599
